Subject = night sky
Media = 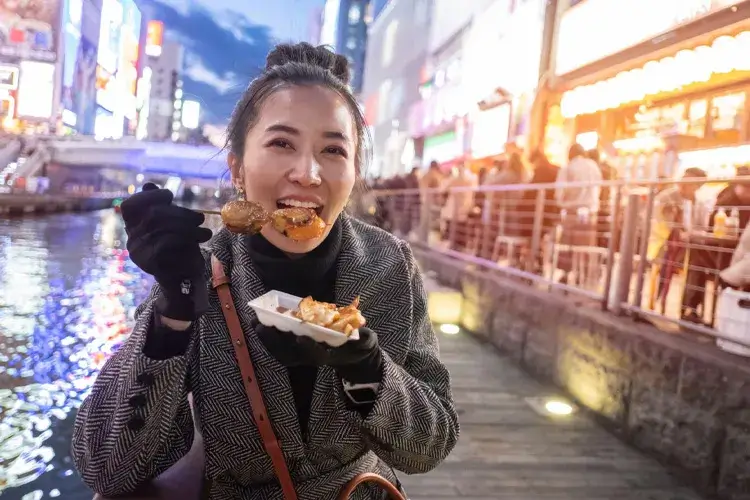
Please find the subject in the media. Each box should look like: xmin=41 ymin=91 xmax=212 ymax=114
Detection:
xmin=143 ymin=0 xmax=325 ymax=123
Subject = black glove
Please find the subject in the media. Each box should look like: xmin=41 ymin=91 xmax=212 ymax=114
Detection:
xmin=122 ymin=182 xmax=212 ymax=321
xmin=253 ymin=321 xmax=383 ymax=383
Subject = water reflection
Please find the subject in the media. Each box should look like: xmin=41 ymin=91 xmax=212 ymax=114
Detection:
xmin=0 ymin=211 xmax=153 ymax=498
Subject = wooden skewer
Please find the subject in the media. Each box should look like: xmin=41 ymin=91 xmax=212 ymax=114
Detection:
xmin=192 ymin=207 xmax=334 ymax=228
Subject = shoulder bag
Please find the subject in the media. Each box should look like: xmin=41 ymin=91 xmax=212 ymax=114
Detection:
xmin=210 ymin=255 xmax=407 ymax=500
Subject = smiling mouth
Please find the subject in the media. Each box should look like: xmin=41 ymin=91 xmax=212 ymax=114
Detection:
xmin=276 ymin=198 xmax=324 ymax=216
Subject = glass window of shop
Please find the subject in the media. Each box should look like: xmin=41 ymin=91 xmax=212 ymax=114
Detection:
xmin=569 ymin=86 xmax=750 ymax=180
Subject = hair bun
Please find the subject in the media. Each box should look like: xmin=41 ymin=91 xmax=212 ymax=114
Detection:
xmin=265 ymin=42 xmax=351 ymax=85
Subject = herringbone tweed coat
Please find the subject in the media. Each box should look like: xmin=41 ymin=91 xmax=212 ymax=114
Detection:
xmin=72 ymin=214 xmax=459 ymax=499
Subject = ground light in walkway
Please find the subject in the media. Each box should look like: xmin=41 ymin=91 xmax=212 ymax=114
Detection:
xmin=439 ymin=323 xmax=460 ymax=335
xmin=525 ymin=396 xmax=577 ymax=419
xmin=545 ymin=399 xmax=575 ymax=416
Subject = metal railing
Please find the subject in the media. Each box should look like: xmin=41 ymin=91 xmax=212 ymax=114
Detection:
xmin=354 ymin=176 xmax=750 ymax=349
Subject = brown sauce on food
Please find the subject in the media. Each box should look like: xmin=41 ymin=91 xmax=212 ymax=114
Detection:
xmin=276 ymin=306 xmax=289 ymax=314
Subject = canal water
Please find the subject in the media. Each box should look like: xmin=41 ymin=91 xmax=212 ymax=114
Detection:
xmin=0 ymin=210 xmax=154 ymax=499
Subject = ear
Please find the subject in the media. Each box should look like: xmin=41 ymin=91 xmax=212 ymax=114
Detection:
xmin=227 ymin=152 xmax=244 ymax=190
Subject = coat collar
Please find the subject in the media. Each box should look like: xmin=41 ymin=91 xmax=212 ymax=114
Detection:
xmin=205 ymin=213 xmax=370 ymax=451
xmin=208 ymin=212 xmax=367 ymax=307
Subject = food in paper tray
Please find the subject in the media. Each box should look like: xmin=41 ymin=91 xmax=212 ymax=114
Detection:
xmin=292 ymin=296 xmax=366 ymax=336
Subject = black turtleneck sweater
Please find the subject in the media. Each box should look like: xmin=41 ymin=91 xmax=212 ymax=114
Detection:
xmin=246 ymin=221 xmax=342 ymax=436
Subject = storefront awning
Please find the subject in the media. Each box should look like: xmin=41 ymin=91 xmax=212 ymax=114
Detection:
xmin=560 ymin=30 xmax=750 ymax=118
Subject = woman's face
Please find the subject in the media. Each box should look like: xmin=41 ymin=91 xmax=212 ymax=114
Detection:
xmin=229 ymin=85 xmax=357 ymax=253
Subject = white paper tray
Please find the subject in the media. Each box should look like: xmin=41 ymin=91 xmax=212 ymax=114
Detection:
xmin=248 ymin=290 xmax=359 ymax=347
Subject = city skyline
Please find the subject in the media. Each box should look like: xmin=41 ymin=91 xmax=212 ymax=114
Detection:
xmin=148 ymin=0 xmax=326 ymax=123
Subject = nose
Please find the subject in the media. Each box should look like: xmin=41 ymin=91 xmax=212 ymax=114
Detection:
xmin=288 ymin=154 xmax=322 ymax=187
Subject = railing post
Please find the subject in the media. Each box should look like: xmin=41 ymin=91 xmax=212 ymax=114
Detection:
xmin=612 ymin=193 xmax=639 ymax=315
xmin=601 ymin=186 xmax=622 ymax=310
xmin=528 ymin=188 xmax=545 ymax=271
xmin=633 ymin=186 xmax=656 ymax=309
xmin=419 ymin=188 xmax=431 ymax=244
xmin=448 ymin=189 xmax=458 ymax=249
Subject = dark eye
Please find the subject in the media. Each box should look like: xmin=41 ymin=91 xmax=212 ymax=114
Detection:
xmin=268 ymin=138 xmax=293 ymax=149
xmin=324 ymin=146 xmax=348 ymax=157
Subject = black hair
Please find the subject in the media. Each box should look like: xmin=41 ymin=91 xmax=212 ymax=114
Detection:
xmin=568 ymin=143 xmax=586 ymax=161
xmin=226 ymin=42 xmax=370 ymax=176
xmin=683 ymin=167 xmax=707 ymax=179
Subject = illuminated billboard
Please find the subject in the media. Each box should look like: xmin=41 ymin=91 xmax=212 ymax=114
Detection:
xmin=117 ymin=0 xmax=141 ymax=122
xmin=0 ymin=0 xmax=60 ymax=62
xmin=95 ymin=65 xmax=117 ymax=112
xmin=181 ymin=100 xmax=200 ymax=129
xmin=97 ymin=0 xmax=123 ymax=74
xmin=0 ymin=66 xmax=19 ymax=89
xmin=320 ymin=0 xmax=340 ymax=50
xmin=555 ymin=0 xmax=744 ymax=75
xmin=71 ymin=37 xmax=98 ymax=134
xmin=145 ymin=21 xmax=164 ymax=57
xmin=17 ymin=61 xmax=55 ymax=119
xmin=62 ymin=0 xmax=84 ymax=127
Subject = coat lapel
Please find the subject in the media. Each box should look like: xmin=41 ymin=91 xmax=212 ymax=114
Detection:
xmin=208 ymin=229 xmax=307 ymax=458
xmin=306 ymin=216 xmax=370 ymax=450
xmin=206 ymin=217 xmax=392 ymax=467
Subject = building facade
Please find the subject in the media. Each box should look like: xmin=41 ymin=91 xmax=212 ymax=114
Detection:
xmin=361 ymin=0 xmax=433 ymax=178
xmin=407 ymin=0 xmax=495 ymax=170
xmin=462 ymin=0 xmax=549 ymax=167
xmin=545 ymin=0 xmax=750 ymax=179
xmin=320 ymin=0 xmax=387 ymax=94
xmin=144 ymin=37 xmax=183 ymax=142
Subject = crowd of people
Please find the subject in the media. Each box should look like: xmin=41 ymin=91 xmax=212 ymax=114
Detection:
xmin=360 ymin=143 xmax=750 ymax=326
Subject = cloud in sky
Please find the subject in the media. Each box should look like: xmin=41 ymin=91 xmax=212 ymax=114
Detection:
xmin=182 ymin=53 xmax=239 ymax=95
xmin=146 ymin=0 xmax=324 ymax=123
xmin=153 ymin=0 xmax=324 ymax=41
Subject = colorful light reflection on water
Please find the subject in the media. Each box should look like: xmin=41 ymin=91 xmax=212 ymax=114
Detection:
xmin=0 ymin=211 xmax=153 ymax=499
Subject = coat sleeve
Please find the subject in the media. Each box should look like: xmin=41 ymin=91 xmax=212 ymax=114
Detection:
xmin=72 ymin=283 xmax=197 ymax=497
xmin=355 ymin=241 xmax=459 ymax=474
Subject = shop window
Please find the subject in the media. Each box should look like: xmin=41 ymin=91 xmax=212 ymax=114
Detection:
xmin=348 ymin=3 xmax=361 ymax=24
xmin=688 ymin=100 xmax=707 ymax=138
xmin=710 ymin=92 xmax=745 ymax=132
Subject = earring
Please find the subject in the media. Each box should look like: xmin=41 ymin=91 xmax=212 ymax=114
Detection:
xmin=237 ymin=186 xmax=246 ymax=201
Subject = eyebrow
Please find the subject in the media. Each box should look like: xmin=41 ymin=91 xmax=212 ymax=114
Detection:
xmin=265 ymin=124 xmax=349 ymax=142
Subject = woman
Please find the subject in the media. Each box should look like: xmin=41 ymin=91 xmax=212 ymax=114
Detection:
xmin=72 ymin=43 xmax=458 ymax=499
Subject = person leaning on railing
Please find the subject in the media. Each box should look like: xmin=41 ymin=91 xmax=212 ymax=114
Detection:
xmin=554 ymin=144 xmax=602 ymax=283
xmin=683 ymin=168 xmax=750 ymax=320
xmin=647 ymin=168 xmax=708 ymax=263
xmin=721 ymin=222 xmax=750 ymax=289
xmin=646 ymin=168 xmax=708 ymax=307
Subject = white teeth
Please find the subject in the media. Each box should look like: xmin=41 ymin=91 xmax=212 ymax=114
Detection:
xmin=278 ymin=199 xmax=322 ymax=209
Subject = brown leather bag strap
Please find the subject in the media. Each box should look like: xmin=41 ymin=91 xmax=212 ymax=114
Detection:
xmin=338 ymin=473 xmax=406 ymax=500
xmin=210 ymin=255 xmax=298 ymax=500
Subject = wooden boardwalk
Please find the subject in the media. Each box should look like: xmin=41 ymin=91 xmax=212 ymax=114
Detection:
xmin=400 ymin=329 xmax=703 ymax=500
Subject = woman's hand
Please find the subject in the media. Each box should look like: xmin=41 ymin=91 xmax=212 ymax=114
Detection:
xmin=253 ymin=321 xmax=383 ymax=382
xmin=121 ymin=183 xmax=213 ymax=321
